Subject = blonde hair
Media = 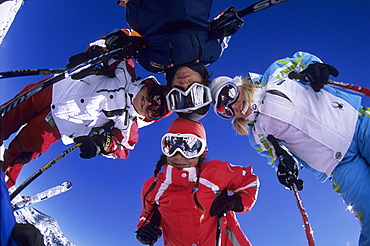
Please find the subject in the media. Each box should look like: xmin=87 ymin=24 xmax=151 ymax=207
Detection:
xmin=232 ymin=76 xmax=256 ymax=135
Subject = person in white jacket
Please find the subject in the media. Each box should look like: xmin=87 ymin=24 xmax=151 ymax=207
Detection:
xmin=0 ymin=59 xmax=171 ymax=188
xmin=210 ymin=51 xmax=370 ymax=246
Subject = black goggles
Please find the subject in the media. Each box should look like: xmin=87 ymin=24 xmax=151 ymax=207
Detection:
xmin=146 ymin=85 xmax=169 ymax=121
xmin=215 ymin=83 xmax=239 ymax=119
xmin=161 ymin=133 xmax=207 ymax=158
xmin=166 ymin=83 xmax=212 ymax=112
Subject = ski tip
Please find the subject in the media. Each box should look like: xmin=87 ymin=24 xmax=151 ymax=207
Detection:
xmin=62 ymin=181 xmax=72 ymax=189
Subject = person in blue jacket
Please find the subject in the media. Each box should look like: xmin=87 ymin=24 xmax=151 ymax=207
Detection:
xmin=105 ymin=0 xmax=244 ymax=120
xmin=210 ymin=51 xmax=370 ymax=246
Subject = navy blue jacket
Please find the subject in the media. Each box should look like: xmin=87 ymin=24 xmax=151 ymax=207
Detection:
xmin=126 ymin=0 xmax=222 ymax=73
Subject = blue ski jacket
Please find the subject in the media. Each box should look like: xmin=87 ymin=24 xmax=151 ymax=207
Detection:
xmin=125 ymin=0 xmax=222 ymax=73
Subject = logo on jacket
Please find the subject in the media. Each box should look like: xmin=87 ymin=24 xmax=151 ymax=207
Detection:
xmin=331 ymin=101 xmax=344 ymax=110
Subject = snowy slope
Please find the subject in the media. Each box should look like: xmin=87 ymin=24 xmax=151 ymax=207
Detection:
xmin=14 ymin=206 xmax=75 ymax=246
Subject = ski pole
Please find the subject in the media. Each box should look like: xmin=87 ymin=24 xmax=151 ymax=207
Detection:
xmin=291 ymin=183 xmax=315 ymax=246
xmin=0 ymin=47 xmax=126 ymax=119
xmin=0 ymin=68 xmax=65 ymax=79
xmin=215 ymin=189 xmax=228 ymax=246
xmin=215 ymin=213 xmax=223 ymax=246
xmin=9 ymin=143 xmax=80 ymax=201
xmin=266 ymin=135 xmax=315 ymax=245
xmin=288 ymin=71 xmax=370 ymax=97
xmin=327 ymin=80 xmax=370 ymax=97
xmin=9 ymin=121 xmax=114 ymax=201
xmin=212 ymin=0 xmax=291 ymax=29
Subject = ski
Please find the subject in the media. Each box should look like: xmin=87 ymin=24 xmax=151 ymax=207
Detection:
xmin=12 ymin=181 xmax=72 ymax=211
xmin=0 ymin=47 xmax=125 ymax=118
xmin=0 ymin=68 xmax=65 ymax=79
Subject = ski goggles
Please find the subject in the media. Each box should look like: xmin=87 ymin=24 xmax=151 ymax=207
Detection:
xmin=214 ymin=82 xmax=240 ymax=119
xmin=146 ymin=85 xmax=169 ymax=121
xmin=161 ymin=133 xmax=207 ymax=158
xmin=166 ymin=83 xmax=212 ymax=112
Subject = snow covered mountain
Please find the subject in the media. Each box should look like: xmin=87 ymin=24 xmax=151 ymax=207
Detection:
xmin=14 ymin=207 xmax=75 ymax=246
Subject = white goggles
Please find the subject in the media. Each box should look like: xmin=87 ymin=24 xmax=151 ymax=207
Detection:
xmin=166 ymin=83 xmax=212 ymax=112
xmin=161 ymin=133 xmax=207 ymax=158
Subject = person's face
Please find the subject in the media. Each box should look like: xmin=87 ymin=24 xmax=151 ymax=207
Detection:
xmin=171 ymin=66 xmax=203 ymax=90
xmin=133 ymin=87 xmax=152 ymax=116
xmin=231 ymin=86 xmax=252 ymax=119
xmin=167 ymin=152 xmax=199 ymax=169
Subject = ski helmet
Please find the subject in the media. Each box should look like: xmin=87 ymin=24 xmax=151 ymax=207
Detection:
xmin=161 ymin=117 xmax=207 ymax=158
xmin=210 ymin=76 xmax=242 ymax=119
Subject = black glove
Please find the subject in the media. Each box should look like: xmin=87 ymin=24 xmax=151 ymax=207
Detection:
xmin=66 ymin=45 xmax=108 ymax=79
xmin=135 ymin=224 xmax=162 ymax=245
xmin=210 ymin=189 xmax=243 ymax=216
xmin=276 ymin=153 xmax=304 ymax=191
xmin=299 ymin=63 xmax=339 ymax=92
xmin=74 ymin=135 xmax=106 ymax=159
xmin=210 ymin=6 xmax=244 ymax=39
xmin=105 ymin=29 xmax=146 ymax=60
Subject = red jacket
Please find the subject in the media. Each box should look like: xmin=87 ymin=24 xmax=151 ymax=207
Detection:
xmin=137 ymin=160 xmax=259 ymax=246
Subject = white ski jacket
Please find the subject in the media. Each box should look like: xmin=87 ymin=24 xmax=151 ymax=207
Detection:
xmin=51 ymin=60 xmax=143 ymax=150
xmin=248 ymin=52 xmax=362 ymax=181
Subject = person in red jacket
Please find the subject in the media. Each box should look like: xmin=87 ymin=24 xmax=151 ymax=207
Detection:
xmin=135 ymin=117 xmax=259 ymax=245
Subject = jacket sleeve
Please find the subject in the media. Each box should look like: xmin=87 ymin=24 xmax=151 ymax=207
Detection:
xmin=137 ymin=177 xmax=158 ymax=229
xmin=261 ymin=51 xmax=323 ymax=86
xmin=226 ymin=164 xmax=259 ymax=213
xmin=101 ymin=121 xmax=139 ymax=159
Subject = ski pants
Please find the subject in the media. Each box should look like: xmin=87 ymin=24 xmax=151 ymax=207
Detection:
xmin=332 ymin=107 xmax=370 ymax=246
xmin=0 ymin=79 xmax=61 ymax=188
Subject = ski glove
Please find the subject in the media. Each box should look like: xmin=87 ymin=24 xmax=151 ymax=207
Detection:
xmin=105 ymin=29 xmax=146 ymax=60
xmin=66 ymin=46 xmax=110 ymax=79
xmin=136 ymin=224 xmax=162 ymax=245
xmin=277 ymin=153 xmax=304 ymax=191
xmin=210 ymin=6 xmax=244 ymax=39
xmin=74 ymin=135 xmax=106 ymax=159
xmin=299 ymin=63 xmax=339 ymax=92
xmin=210 ymin=189 xmax=243 ymax=216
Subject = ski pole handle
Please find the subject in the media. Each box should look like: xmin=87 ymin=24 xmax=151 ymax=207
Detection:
xmin=291 ymin=183 xmax=315 ymax=246
xmin=9 ymin=120 xmax=114 ymax=201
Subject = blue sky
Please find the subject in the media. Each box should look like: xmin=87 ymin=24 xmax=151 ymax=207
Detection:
xmin=0 ymin=0 xmax=369 ymax=245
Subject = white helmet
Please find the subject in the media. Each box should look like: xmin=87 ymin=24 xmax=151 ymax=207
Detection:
xmin=210 ymin=76 xmax=243 ymax=103
xmin=210 ymin=76 xmax=243 ymax=119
